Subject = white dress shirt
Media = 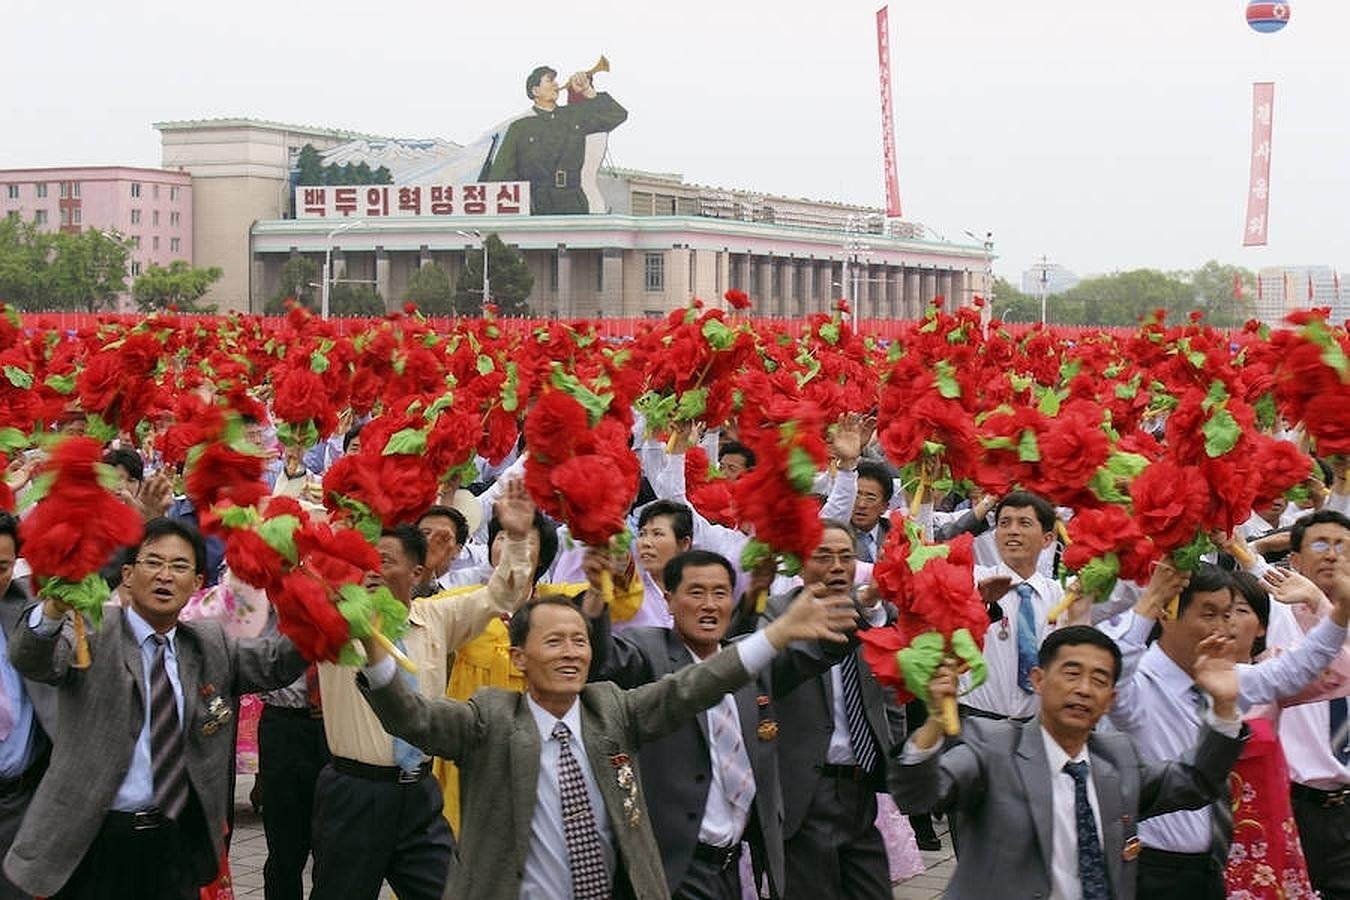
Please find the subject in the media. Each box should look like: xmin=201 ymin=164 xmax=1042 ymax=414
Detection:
xmin=692 ymin=646 xmax=756 ymax=848
xmin=959 ymin=564 xmax=1063 ymax=719
xmin=824 ymin=603 xmax=890 ymax=765
xmin=1043 ymin=728 xmax=1103 ymax=900
xmin=1268 ymin=601 xmax=1350 ymax=790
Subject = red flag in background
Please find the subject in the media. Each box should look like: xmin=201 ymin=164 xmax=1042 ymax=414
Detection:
xmin=876 ymin=6 xmax=902 ymax=218
xmin=1308 ymin=273 xmax=1315 ymax=302
xmin=1243 ymin=83 xmax=1275 ymax=247
xmin=1233 ymin=273 xmax=1244 ymax=300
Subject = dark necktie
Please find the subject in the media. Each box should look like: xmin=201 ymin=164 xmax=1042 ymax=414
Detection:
xmin=1063 ymin=761 xmax=1111 ymax=900
xmin=840 ymin=651 xmax=880 ymax=773
xmin=552 ymin=721 xmax=609 ymax=900
xmin=857 ymin=531 xmax=875 ymax=563
xmin=1015 ymin=583 xmax=1038 ymax=693
xmin=149 ymin=634 xmax=189 ymax=820
xmin=1331 ymin=697 xmax=1350 ymax=765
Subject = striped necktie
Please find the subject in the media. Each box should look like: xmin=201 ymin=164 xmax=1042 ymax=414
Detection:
xmin=149 ymin=634 xmax=189 ymax=819
xmin=840 ymin=651 xmax=880 ymax=773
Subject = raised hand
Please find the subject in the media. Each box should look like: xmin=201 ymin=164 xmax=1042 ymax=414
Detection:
xmin=1192 ymin=633 xmax=1239 ymax=720
xmin=829 ymin=414 xmax=866 ymax=469
xmin=1134 ymin=559 xmax=1192 ymax=620
xmin=138 ymin=470 xmax=176 ymax=520
xmin=1262 ymin=566 xmax=1328 ymax=612
xmin=977 ymin=576 xmax=1013 ymax=609
xmin=493 ymin=478 xmax=536 ymax=540
xmin=763 ymin=582 xmax=858 ymax=649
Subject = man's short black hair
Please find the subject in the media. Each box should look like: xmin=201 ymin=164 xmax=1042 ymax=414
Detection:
xmin=134 ymin=517 xmax=208 ymax=576
xmin=1176 ymin=562 xmax=1234 ymax=618
xmin=488 ymin=510 xmax=559 ymax=584
xmin=420 ymin=504 xmax=469 ymax=547
xmin=508 ymin=593 xmax=585 ymax=648
xmin=995 ymin=491 xmax=1056 ymax=534
xmin=717 ymin=441 xmax=756 ymax=470
xmin=342 ymin=423 xmax=364 ymax=454
xmin=103 ymin=448 xmax=144 ymax=484
xmin=381 ymin=524 xmax=428 ymax=568
xmin=1290 ymin=509 xmax=1350 ymax=553
xmin=638 ymin=500 xmax=694 ymax=543
xmin=1038 ymin=625 xmax=1123 ymax=683
xmin=855 ymin=460 xmax=895 ymax=502
xmin=526 ymin=65 xmax=557 ymax=100
xmin=0 ymin=512 xmax=19 ymax=554
xmin=662 ymin=549 xmax=736 ymax=593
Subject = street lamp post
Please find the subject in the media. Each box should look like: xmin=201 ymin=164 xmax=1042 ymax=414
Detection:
xmin=321 ymin=219 xmax=364 ymax=319
xmin=456 ymin=230 xmax=490 ymax=316
xmin=963 ymin=230 xmax=995 ymax=330
xmin=1037 ymin=255 xmax=1051 ymax=325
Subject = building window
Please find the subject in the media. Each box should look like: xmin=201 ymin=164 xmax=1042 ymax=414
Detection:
xmin=550 ymin=254 xmax=559 ymax=291
xmin=644 ymin=252 xmax=665 ymax=292
xmin=170 ymin=237 xmax=180 ymax=254
xmin=130 ymin=209 xmax=141 ymax=225
xmin=72 ymin=208 xmax=81 ymax=225
xmin=59 ymin=182 xmax=68 ymax=199
xmin=688 ymin=251 xmax=696 ymax=294
xmin=72 ymin=182 xmax=80 ymax=198
xmin=4 ymin=185 xmax=16 ymax=200
xmin=130 ymin=261 xmax=142 ymax=277
xmin=169 ymin=186 xmax=179 ymax=202
xmin=59 ymin=208 xmax=69 ymax=226
xmin=152 ymin=210 xmax=159 ymax=226
xmin=33 ymin=210 xmax=47 ymax=226
xmin=35 ymin=184 xmax=47 ymax=199
xmin=131 ymin=183 xmax=142 ymax=198
xmin=153 ymin=184 xmax=160 ymax=200
xmin=131 ymin=235 xmax=141 ymax=249
xmin=170 ymin=211 xmax=180 ymax=227
xmin=596 ymin=254 xmax=604 ymax=293
xmin=152 ymin=236 xmax=160 ymax=251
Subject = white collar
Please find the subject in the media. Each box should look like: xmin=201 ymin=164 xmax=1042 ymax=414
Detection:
xmin=525 ymin=692 xmax=583 ymax=744
xmin=1040 ymin=724 xmax=1091 ymax=773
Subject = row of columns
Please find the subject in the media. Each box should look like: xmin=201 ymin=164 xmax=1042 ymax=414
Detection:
xmin=727 ymin=254 xmax=972 ymax=319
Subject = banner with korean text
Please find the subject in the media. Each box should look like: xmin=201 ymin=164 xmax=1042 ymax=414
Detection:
xmin=295 ymin=182 xmax=531 ymax=219
xmin=876 ymin=6 xmax=902 ymax=219
xmin=1242 ymin=82 xmax=1274 ymax=247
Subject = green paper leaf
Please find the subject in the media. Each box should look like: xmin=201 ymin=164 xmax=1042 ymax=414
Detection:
xmin=217 ymin=505 xmax=257 ymax=530
xmin=1037 ymin=388 xmax=1065 ymax=417
xmin=739 ymin=538 xmax=774 ymax=573
xmin=1017 ymin=429 xmax=1041 ymax=463
xmin=84 ymin=413 xmax=117 ymax=443
xmin=275 ymin=419 xmax=319 ymax=451
xmin=905 ymin=541 xmax=952 ymax=574
xmin=257 ymin=515 xmax=301 ymax=565
xmin=383 ymin=428 xmax=428 ymax=456
xmin=701 ymin=318 xmax=737 ymax=351
xmin=549 ymin=366 xmax=612 ymax=426
xmin=309 ymin=350 xmax=330 ymax=375
xmin=935 ymin=361 xmax=961 ymax=399
xmin=43 ymin=373 xmax=75 ymax=395
xmin=786 ymin=446 xmax=818 ymax=494
xmin=475 ymin=353 xmax=494 ymax=375
xmin=1076 ymin=552 xmax=1121 ymax=599
xmin=0 ymin=428 xmax=27 ymax=454
xmin=1203 ymin=409 xmax=1240 ymax=457
xmin=37 ymin=574 xmax=110 ymax=626
xmin=1171 ymin=531 xmax=1213 ymax=571
xmin=676 ymin=388 xmax=708 ymax=422
xmin=818 ymin=322 xmax=840 ymax=345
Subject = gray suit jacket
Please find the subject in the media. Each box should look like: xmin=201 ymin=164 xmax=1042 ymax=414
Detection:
xmin=360 ymin=638 xmax=757 ymax=900
xmin=760 ymin=587 xmax=905 ymax=837
xmin=890 ymin=717 xmax=1245 ymax=900
xmin=3 ymin=604 xmax=306 ymax=897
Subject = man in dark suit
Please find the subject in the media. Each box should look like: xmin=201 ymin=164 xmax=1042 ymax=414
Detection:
xmin=849 ymin=461 xmax=894 ymax=563
xmin=586 ymin=548 xmax=874 ymax=898
xmin=0 ymin=513 xmax=56 ymax=900
xmin=356 ymin=583 xmax=859 ymax=900
xmin=759 ymin=520 xmax=904 ymax=900
xmin=3 ymin=517 xmax=307 ymax=899
xmin=892 ymin=626 xmax=1246 ymax=900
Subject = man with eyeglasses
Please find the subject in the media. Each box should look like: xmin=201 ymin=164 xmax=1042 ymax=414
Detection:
xmin=849 ymin=461 xmax=895 ymax=564
xmin=1267 ymin=509 xmax=1350 ymax=898
xmin=758 ymin=519 xmax=902 ymax=900
xmin=3 ymin=517 xmax=307 ymax=900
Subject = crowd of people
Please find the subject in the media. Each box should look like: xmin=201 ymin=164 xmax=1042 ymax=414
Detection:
xmin=0 ymin=303 xmax=1345 ymax=900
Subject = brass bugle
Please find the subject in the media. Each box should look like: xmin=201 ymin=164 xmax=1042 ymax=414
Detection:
xmin=567 ymin=55 xmax=609 ymax=88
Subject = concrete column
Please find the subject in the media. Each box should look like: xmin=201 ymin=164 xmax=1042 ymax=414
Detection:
xmin=758 ymin=257 xmax=775 ymax=315
xmin=601 ymin=248 xmax=624 ymax=316
xmin=556 ymin=247 xmax=572 ymax=318
xmin=781 ymin=261 xmax=796 ymax=317
xmin=374 ymin=247 xmax=390 ymax=310
xmin=922 ymin=269 xmax=939 ymax=311
xmin=902 ymin=268 xmax=919 ymax=319
xmin=938 ymin=270 xmax=954 ymax=306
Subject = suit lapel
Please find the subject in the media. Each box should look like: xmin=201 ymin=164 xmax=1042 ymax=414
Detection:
xmin=509 ymin=697 xmax=543 ymax=839
xmin=119 ymin=611 xmax=148 ymax=725
xmin=580 ymin=700 xmax=628 ymax=832
xmin=174 ymin=625 xmax=201 ymax=733
xmin=1013 ymin=721 xmax=1056 ymax=881
xmin=666 ymin=632 xmax=711 ymax=743
xmin=1088 ymin=737 xmax=1125 ymax=892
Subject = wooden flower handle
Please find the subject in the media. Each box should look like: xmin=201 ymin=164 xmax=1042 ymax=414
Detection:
xmin=71 ymin=614 xmax=91 ymax=670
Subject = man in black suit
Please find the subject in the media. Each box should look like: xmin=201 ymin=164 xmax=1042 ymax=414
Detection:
xmin=586 ymin=548 xmax=872 ymax=898
xmin=760 ymin=519 xmax=904 ymax=900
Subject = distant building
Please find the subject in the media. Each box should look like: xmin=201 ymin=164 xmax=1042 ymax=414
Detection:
xmin=1254 ymin=265 xmax=1348 ymax=325
xmin=0 ymin=166 xmax=193 ymax=305
xmin=1021 ymin=262 xmax=1079 ymax=297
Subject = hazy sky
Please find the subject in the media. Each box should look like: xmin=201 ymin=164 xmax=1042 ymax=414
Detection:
xmin=6 ymin=0 xmax=1347 ymax=281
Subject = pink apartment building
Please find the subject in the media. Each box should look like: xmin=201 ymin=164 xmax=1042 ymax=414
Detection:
xmin=0 ymin=166 xmax=193 ymax=305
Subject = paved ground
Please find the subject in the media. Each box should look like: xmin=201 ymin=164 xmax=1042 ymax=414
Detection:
xmin=226 ymin=773 xmax=955 ymax=899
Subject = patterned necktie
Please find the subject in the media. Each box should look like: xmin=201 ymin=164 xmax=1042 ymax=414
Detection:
xmin=552 ymin=722 xmax=609 ymax=900
xmin=1331 ymin=697 xmax=1350 ymax=765
xmin=149 ymin=634 xmax=189 ymax=819
xmin=857 ymin=531 xmax=875 ymax=563
xmin=707 ymin=698 xmax=753 ymax=820
xmin=1063 ymin=761 xmax=1111 ymax=900
xmin=1015 ymin=582 xmax=1038 ymax=694
xmin=391 ymin=640 xmax=426 ymax=773
xmin=840 ymin=651 xmax=880 ymax=773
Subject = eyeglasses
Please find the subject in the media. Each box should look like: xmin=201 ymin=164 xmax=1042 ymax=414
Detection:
xmin=135 ymin=557 xmax=196 ymax=578
xmin=809 ymin=551 xmax=856 ymax=566
xmin=854 ymin=493 xmax=885 ymax=505
xmin=1308 ymin=539 xmax=1347 ymax=556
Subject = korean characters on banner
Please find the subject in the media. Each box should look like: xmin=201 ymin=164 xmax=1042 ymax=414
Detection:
xmin=1242 ymin=82 xmax=1274 ymax=247
xmin=295 ymin=182 xmax=531 ymax=219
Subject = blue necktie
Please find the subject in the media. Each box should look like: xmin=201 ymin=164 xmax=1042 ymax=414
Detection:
xmin=1063 ymin=761 xmax=1110 ymax=900
xmin=1015 ymin=582 xmax=1038 ymax=694
xmin=1331 ymin=697 xmax=1350 ymax=766
xmin=391 ymin=639 xmax=426 ymax=773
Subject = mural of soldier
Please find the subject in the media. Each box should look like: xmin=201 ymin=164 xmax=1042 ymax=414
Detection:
xmin=486 ymin=64 xmax=627 ymax=215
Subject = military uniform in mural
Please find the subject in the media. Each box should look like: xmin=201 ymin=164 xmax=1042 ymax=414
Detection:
xmin=487 ymin=93 xmax=627 ymax=214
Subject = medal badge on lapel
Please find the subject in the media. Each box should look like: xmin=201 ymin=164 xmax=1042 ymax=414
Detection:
xmin=199 ymin=684 xmax=232 ymax=736
xmin=610 ymin=753 xmax=640 ymax=828
xmin=1122 ymin=835 xmax=1141 ymax=862
xmin=755 ymin=694 xmax=778 ymax=741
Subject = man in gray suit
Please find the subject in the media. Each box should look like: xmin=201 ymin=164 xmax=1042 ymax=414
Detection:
xmin=759 ymin=520 xmax=904 ymax=900
xmin=4 ymin=517 xmax=307 ymax=899
xmin=0 ymin=513 xmax=56 ymax=900
xmin=356 ymin=583 xmax=859 ymax=900
xmin=892 ymin=626 xmax=1246 ymax=900
xmin=585 ymin=548 xmax=875 ymax=898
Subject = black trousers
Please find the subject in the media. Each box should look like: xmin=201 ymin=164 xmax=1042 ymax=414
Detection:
xmin=54 ymin=799 xmax=213 ymax=900
xmin=258 ymin=705 xmax=329 ymax=900
xmin=1292 ymin=787 xmax=1350 ymax=900
xmin=309 ymin=762 xmax=455 ymax=900
xmin=781 ymin=775 xmax=889 ymax=900
xmin=1136 ymin=848 xmax=1223 ymax=900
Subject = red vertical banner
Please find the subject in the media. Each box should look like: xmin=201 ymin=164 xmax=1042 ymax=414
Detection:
xmin=876 ymin=6 xmax=902 ymax=218
xmin=1243 ymin=82 xmax=1274 ymax=247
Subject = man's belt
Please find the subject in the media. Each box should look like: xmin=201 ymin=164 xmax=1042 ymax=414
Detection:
xmin=106 ymin=808 xmax=170 ymax=831
xmin=818 ymin=763 xmax=874 ymax=780
xmin=693 ymin=841 xmax=742 ymax=870
xmin=332 ymin=756 xmax=432 ymax=784
xmin=1292 ymin=782 xmax=1350 ymax=808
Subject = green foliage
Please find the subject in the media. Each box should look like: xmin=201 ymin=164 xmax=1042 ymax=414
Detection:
xmin=0 ymin=217 xmax=132 ymax=312
xmin=266 ymin=256 xmax=321 ymax=314
xmin=990 ymin=276 xmax=1040 ymax=323
xmin=132 ymin=260 xmax=223 ymax=313
xmin=328 ymin=283 xmax=385 ymax=317
xmin=453 ymin=233 xmax=534 ymax=317
xmin=404 ymin=263 xmax=454 ymax=315
xmin=1183 ymin=260 xmax=1257 ymax=327
xmin=294 ymin=143 xmax=393 ymax=187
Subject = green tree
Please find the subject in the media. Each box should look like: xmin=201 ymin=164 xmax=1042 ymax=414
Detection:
xmin=132 ymin=260 xmax=223 ymax=313
xmin=295 ymin=144 xmax=326 ymax=186
xmin=404 ymin=263 xmax=454 ymax=315
xmin=266 ymin=256 xmax=321 ymax=314
xmin=453 ymin=234 xmax=534 ymax=317
xmin=1047 ymin=269 xmax=1195 ymax=327
xmin=328 ymin=283 xmax=385 ymax=317
xmin=294 ymin=144 xmax=394 ymax=186
xmin=1184 ymin=260 xmax=1257 ymax=327
xmin=990 ymin=276 xmax=1040 ymax=323
xmin=0 ymin=217 xmax=54 ymax=310
xmin=43 ymin=228 xmax=132 ymax=312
